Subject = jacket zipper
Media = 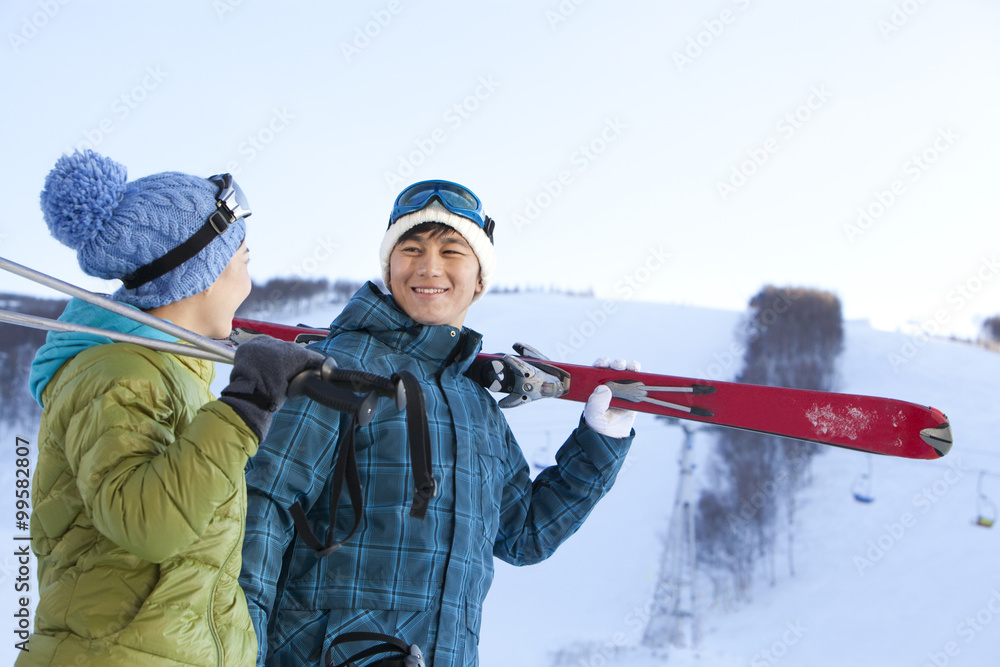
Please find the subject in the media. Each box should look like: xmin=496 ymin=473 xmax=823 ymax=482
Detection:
xmin=208 ymin=485 xmax=244 ymax=665
xmin=199 ymin=362 xmax=240 ymax=667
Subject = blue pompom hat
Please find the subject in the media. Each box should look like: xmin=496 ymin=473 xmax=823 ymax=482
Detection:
xmin=39 ymin=149 xmax=247 ymax=309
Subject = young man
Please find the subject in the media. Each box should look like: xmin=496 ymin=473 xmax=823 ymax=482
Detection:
xmin=240 ymin=180 xmax=638 ymax=666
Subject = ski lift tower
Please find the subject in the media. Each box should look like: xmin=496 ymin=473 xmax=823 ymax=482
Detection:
xmin=642 ymin=421 xmax=701 ymax=652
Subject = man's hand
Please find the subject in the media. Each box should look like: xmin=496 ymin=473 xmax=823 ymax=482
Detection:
xmin=583 ymin=358 xmax=639 ymax=438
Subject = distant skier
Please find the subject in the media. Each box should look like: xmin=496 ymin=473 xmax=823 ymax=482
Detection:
xmin=18 ymin=150 xmax=324 ymax=666
xmin=239 ymin=179 xmax=639 ymax=665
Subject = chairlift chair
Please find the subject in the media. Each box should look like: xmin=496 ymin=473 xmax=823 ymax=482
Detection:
xmin=852 ymin=456 xmax=875 ymax=504
xmin=975 ymin=471 xmax=996 ymax=528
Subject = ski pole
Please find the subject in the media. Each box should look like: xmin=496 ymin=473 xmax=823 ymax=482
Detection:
xmin=0 ymin=256 xmax=398 ymax=428
xmin=0 ymin=255 xmax=235 ymax=362
xmin=0 ymin=302 xmax=389 ymax=424
xmin=0 ymin=308 xmax=232 ymax=364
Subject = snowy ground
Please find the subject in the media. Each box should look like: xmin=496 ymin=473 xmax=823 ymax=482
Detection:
xmin=2 ymin=291 xmax=998 ymax=666
xmin=471 ymin=294 xmax=1000 ymax=667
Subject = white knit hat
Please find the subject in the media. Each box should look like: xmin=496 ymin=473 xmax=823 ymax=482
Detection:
xmin=380 ymin=202 xmax=497 ymax=303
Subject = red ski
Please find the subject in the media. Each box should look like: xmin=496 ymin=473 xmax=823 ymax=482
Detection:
xmin=231 ymin=318 xmax=952 ymax=461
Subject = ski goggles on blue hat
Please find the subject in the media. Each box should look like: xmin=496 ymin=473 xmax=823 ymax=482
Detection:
xmin=388 ymin=179 xmax=495 ymax=242
xmin=120 ymin=173 xmax=252 ymax=290
xmin=208 ymin=172 xmax=253 ymax=230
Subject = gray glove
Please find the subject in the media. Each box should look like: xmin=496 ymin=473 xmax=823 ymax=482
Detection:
xmin=219 ymin=335 xmax=326 ymax=440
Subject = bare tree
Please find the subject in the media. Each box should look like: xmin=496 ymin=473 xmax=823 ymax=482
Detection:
xmin=981 ymin=315 xmax=1000 ymax=346
xmin=695 ymin=286 xmax=843 ymax=602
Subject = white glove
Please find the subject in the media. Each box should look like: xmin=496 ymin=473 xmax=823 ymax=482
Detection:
xmin=583 ymin=358 xmax=640 ymax=438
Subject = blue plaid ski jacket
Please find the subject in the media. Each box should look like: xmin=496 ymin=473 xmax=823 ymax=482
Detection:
xmin=240 ymin=283 xmax=634 ymax=666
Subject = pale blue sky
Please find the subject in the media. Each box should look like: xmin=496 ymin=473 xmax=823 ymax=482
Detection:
xmin=2 ymin=0 xmax=998 ymax=337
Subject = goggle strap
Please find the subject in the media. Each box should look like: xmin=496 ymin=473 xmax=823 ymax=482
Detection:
xmin=120 ymin=213 xmax=230 ymax=290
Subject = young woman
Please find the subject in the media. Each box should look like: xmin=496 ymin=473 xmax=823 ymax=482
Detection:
xmin=17 ymin=150 xmax=323 ymax=666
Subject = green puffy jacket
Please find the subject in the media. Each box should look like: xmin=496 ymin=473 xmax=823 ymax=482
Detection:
xmin=17 ymin=299 xmax=259 ymax=666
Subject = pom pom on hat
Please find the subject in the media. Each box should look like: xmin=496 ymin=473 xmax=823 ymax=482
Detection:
xmin=380 ymin=202 xmax=497 ymax=304
xmin=41 ymin=150 xmax=128 ymax=250
xmin=39 ymin=150 xmax=247 ymax=309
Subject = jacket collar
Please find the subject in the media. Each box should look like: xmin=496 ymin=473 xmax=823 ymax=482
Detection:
xmin=330 ymin=282 xmax=483 ymax=372
xmin=170 ymin=346 xmax=217 ymax=383
xmin=29 ymin=297 xmax=213 ymax=406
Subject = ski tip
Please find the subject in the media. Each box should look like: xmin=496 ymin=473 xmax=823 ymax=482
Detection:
xmin=920 ymin=421 xmax=953 ymax=458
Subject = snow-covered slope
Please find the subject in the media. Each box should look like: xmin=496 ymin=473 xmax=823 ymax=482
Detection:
xmin=3 ymin=291 xmax=998 ymax=666
xmin=470 ymin=293 xmax=1000 ymax=667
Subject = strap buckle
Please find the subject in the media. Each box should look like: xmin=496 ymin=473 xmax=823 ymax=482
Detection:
xmin=207 ymin=209 xmax=231 ymax=235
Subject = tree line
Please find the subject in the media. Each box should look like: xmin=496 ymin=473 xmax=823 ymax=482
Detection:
xmin=0 ymin=294 xmax=68 ymax=428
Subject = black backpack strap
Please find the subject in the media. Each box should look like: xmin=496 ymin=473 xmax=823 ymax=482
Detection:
xmin=392 ymin=370 xmax=435 ymax=519
xmin=288 ymin=415 xmax=364 ymax=558
xmin=288 ymin=371 xmax=436 ymax=558
xmin=324 ymin=631 xmax=425 ymax=667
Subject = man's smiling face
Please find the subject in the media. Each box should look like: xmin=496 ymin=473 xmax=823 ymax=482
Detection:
xmin=388 ymin=225 xmax=483 ymax=328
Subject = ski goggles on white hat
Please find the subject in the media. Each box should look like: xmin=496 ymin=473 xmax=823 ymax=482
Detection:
xmin=389 ymin=179 xmax=495 ymax=243
xmin=120 ymin=173 xmax=251 ymax=290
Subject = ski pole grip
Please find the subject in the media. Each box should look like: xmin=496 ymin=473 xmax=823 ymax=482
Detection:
xmin=322 ymin=365 xmax=397 ymax=399
xmin=289 ymin=371 xmax=379 ymax=426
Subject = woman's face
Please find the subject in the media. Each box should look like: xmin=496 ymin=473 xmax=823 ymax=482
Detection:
xmin=203 ymin=240 xmax=252 ymax=337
